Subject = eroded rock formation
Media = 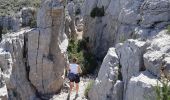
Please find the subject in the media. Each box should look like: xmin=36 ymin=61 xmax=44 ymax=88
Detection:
xmin=0 ymin=0 xmax=68 ymax=99
xmin=89 ymin=30 xmax=170 ymax=100
xmin=83 ymin=0 xmax=170 ymax=59
xmin=88 ymin=48 xmax=123 ymax=100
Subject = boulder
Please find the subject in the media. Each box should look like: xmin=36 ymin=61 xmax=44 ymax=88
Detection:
xmin=126 ymin=71 xmax=157 ymax=100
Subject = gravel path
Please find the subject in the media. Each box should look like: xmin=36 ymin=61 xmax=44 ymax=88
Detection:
xmin=51 ymin=78 xmax=91 ymax=100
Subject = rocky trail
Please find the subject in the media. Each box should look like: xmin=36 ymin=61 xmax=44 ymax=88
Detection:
xmin=52 ymin=23 xmax=90 ymax=100
xmin=51 ymin=78 xmax=91 ymax=100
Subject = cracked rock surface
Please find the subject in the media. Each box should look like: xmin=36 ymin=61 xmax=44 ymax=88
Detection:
xmin=0 ymin=0 xmax=68 ymax=99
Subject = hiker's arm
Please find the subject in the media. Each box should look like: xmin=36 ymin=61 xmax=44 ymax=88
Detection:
xmin=78 ymin=65 xmax=82 ymax=74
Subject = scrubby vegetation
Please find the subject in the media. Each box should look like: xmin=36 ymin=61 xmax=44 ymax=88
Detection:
xmin=84 ymin=80 xmax=94 ymax=98
xmin=0 ymin=26 xmax=11 ymax=40
xmin=67 ymin=38 xmax=98 ymax=75
xmin=0 ymin=0 xmax=40 ymax=16
xmin=155 ymin=79 xmax=170 ymax=100
xmin=29 ymin=17 xmax=37 ymax=28
xmin=155 ymin=70 xmax=170 ymax=100
xmin=167 ymin=25 xmax=170 ymax=34
xmin=90 ymin=6 xmax=105 ymax=18
xmin=119 ymin=35 xmax=126 ymax=43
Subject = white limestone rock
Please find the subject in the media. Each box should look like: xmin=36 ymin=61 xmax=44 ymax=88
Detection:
xmin=144 ymin=30 xmax=170 ymax=79
xmin=0 ymin=0 xmax=68 ymax=99
xmin=116 ymin=39 xmax=148 ymax=98
xmin=0 ymin=69 xmax=8 ymax=100
xmin=89 ymin=48 xmax=123 ymax=100
xmin=126 ymin=71 xmax=157 ymax=100
xmin=83 ymin=0 xmax=170 ymax=60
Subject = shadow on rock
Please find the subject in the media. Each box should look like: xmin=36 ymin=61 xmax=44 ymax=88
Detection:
xmin=67 ymin=93 xmax=70 ymax=100
xmin=73 ymin=94 xmax=79 ymax=100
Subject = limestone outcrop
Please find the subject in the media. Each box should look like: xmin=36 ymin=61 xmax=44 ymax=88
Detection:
xmin=83 ymin=0 xmax=170 ymax=60
xmin=88 ymin=47 xmax=123 ymax=100
xmin=89 ymin=30 xmax=170 ymax=100
xmin=144 ymin=30 xmax=170 ymax=79
xmin=0 ymin=0 xmax=68 ymax=99
xmin=125 ymin=71 xmax=157 ymax=100
xmin=0 ymin=68 xmax=8 ymax=100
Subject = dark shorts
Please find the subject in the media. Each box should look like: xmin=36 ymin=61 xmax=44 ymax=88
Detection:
xmin=69 ymin=74 xmax=80 ymax=83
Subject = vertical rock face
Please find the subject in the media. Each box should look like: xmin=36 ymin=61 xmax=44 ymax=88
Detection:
xmin=0 ymin=30 xmax=37 ymax=100
xmin=89 ymin=30 xmax=170 ymax=100
xmin=0 ymin=0 xmax=68 ymax=99
xmin=0 ymin=67 xmax=8 ymax=100
xmin=116 ymin=39 xmax=148 ymax=98
xmin=88 ymin=48 xmax=123 ymax=100
xmin=83 ymin=0 xmax=170 ymax=60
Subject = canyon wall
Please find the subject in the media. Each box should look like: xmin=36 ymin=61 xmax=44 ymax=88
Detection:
xmin=89 ymin=30 xmax=170 ymax=100
xmin=83 ymin=0 xmax=170 ymax=60
xmin=84 ymin=0 xmax=170 ymax=100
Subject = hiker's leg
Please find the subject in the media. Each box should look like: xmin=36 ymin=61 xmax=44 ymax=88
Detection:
xmin=70 ymin=82 xmax=73 ymax=93
xmin=76 ymin=83 xmax=79 ymax=94
xmin=75 ymin=74 xmax=80 ymax=94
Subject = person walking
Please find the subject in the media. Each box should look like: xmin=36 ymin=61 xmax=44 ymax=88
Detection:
xmin=67 ymin=57 xmax=82 ymax=97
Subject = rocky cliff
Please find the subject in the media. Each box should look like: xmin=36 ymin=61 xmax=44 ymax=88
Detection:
xmin=89 ymin=30 xmax=170 ymax=100
xmin=0 ymin=0 xmax=68 ymax=99
xmin=83 ymin=0 xmax=170 ymax=99
xmin=0 ymin=0 xmax=170 ymax=100
xmin=83 ymin=0 xmax=170 ymax=60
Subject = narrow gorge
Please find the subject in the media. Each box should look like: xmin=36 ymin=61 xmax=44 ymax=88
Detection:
xmin=0 ymin=0 xmax=170 ymax=100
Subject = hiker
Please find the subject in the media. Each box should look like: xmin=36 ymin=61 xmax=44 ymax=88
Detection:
xmin=67 ymin=58 xmax=82 ymax=96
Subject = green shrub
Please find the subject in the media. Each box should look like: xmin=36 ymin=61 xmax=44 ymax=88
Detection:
xmin=90 ymin=6 xmax=105 ymax=18
xmin=167 ymin=25 xmax=170 ymax=34
xmin=119 ymin=35 xmax=126 ymax=43
xmin=67 ymin=38 xmax=98 ymax=75
xmin=155 ymin=78 xmax=170 ymax=100
xmin=84 ymin=80 xmax=94 ymax=98
xmin=29 ymin=18 xmax=37 ymax=28
xmin=2 ymin=27 xmax=11 ymax=34
xmin=154 ymin=66 xmax=170 ymax=100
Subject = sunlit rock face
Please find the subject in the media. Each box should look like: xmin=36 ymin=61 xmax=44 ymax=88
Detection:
xmin=0 ymin=0 xmax=68 ymax=99
xmin=83 ymin=0 xmax=170 ymax=60
xmin=89 ymin=30 xmax=170 ymax=100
